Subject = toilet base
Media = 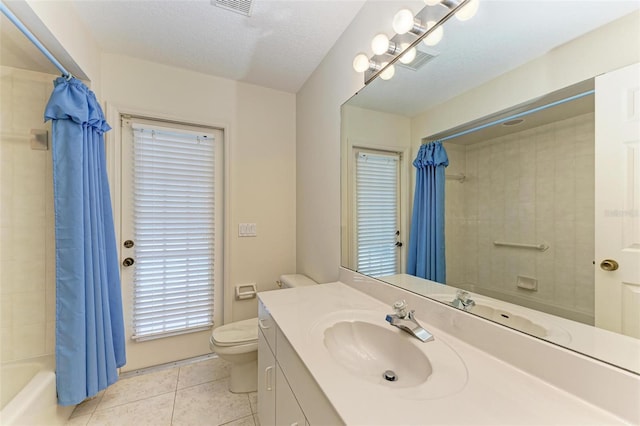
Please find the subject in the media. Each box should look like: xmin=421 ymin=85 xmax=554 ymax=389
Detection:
xmin=228 ymin=358 xmax=257 ymax=393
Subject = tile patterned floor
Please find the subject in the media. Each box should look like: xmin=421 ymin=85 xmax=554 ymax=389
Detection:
xmin=66 ymin=357 xmax=259 ymax=426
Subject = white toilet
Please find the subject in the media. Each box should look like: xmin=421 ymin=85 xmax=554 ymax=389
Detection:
xmin=209 ymin=274 xmax=317 ymax=393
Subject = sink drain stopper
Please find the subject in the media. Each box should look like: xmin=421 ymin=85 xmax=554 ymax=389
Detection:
xmin=383 ymin=370 xmax=397 ymax=382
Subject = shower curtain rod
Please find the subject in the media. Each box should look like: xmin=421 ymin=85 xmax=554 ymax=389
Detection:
xmin=0 ymin=1 xmax=72 ymax=79
xmin=428 ymin=90 xmax=595 ymax=143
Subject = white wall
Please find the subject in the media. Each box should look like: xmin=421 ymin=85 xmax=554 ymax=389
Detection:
xmin=100 ymin=54 xmax=296 ymax=369
xmin=0 ymin=67 xmax=57 ymax=363
xmin=296 ymin=1 xmax=404 ymax=283
xmin=340 ymin=104 xmax=411 ymax=271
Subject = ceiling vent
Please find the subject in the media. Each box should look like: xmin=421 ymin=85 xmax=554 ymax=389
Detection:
xmin=397 ymin=48 xmax=439 ymax=72
xmin=213 ymin=0 xmax=253 ymax=17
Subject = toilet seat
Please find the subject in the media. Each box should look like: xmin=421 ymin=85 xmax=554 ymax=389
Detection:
xmin=211 ymin=317 xmax=258 ymax=347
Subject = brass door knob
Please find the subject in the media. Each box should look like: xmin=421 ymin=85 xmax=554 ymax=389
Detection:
xmin=600 ymin=259 xmax=619 ymax=271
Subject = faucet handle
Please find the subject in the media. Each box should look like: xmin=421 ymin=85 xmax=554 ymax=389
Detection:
xmin=456 ymin=290 xmax=471 ymax=303
xmin=392 ymin=300 xmax=409 ymax=318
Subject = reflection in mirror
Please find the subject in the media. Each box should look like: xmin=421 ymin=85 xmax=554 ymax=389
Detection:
xmin=341 ymin=2 xmax=640 ymax=374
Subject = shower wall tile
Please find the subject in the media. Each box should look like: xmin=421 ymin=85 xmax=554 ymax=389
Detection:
xmin=0 ymin=66 xmax=56 ymax=363
xmin=446 ymin=112 xmax=595 ymax=324
xmin=12 ymin=291 xmax=46 ymax=326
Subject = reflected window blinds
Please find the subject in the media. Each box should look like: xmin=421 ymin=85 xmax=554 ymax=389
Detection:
xmin=355 ymin=150 xmax=400 ymax=277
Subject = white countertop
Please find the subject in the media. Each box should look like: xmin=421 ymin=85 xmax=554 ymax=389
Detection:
xmin=259 ymin=282 xmax=627 ymax=425
xmin=379 ymin=273 xmax=640 ymax=374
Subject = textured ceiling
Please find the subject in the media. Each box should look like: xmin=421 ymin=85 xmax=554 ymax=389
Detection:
xmin=67 ymin=0 xmax=366 ymax=93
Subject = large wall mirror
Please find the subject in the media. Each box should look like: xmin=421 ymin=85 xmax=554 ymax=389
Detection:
xmin=341 ymin=1 xmax=640 ymax=374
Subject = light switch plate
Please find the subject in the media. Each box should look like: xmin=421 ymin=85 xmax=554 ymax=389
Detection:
xmin=239 ymin=223 xmax=257 ymax=237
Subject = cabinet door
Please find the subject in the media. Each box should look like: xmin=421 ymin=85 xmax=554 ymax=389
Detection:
xmin=275 ymin=364 xmax=307 ymax=426
xmin=258 ymin=330 xmax=276 ymax=426
xmin=259 ymin=300 xmax=277 ymax=353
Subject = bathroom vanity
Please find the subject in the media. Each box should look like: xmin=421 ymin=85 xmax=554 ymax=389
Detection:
xmin=257 ymin=273 xmax=639 ymax=425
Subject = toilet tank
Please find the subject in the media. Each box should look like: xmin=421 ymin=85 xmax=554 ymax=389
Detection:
xmin=278 ymin=274 xmax=317 ymax=288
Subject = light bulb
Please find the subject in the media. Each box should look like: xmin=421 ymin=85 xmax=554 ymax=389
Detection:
xmin=379 ymin=63 xmax=395 ymax=80
xmin=393 ymin=9 xmax=415 ymax=35
xmin=455 ymin=0 xmax=479 ymax=21
xmin=398 ymin=44 xmax=417 ymax=64
xmin=423 ymin=21 xmax=443 ymax=46
xmin=371 ymin=33 xmax=390 ymax=56
xmin=424 ymin=0 xmax=442 ymax=5
xmin=353 ymin=54 xmax=371 ymax=73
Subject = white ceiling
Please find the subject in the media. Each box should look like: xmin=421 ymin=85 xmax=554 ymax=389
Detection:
xmin=2 ymin=0 xmax=638 ymax=98
xmin=66 ymin=0 xmax=366 ymax=93
xmin=1 ymin=0 xmax=365 ymax=92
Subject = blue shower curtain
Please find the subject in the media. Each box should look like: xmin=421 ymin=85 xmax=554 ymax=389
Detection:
xmin=45 ymin=77 xmax=125 ymax=406
xmin=407 ymin=141 xmax=448 ymax=283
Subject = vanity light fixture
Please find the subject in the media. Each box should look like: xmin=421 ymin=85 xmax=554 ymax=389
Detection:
xmin=353 ymin=0 xmax=478 ymax=83
xmin=392 ymin=9 xmax=418 ymax=35
xmin=379 ymin=63 xmax=396 ymax=80
xmin=353 ymin=53 xmax=389 ymax=75
xmin=371 ymin=33 xmax=391 ymax=55
xmin=398 ymin=44 xmax=417 ymax=64
xmin=423 ymin=21 xmax=444 ymax=46
xmin=352 ymin=53 xmax=373 ymax=73
xmin=452 ymin=0 xmax=479 ymax=21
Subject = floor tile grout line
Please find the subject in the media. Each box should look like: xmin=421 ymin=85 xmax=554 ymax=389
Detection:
xmin=171 ymin=365 xmax=181 ymax=425
xmin=93 ymin=367 xmax=181 ymax=412
xmin=175 ymin=375 xmax=231 ymax=391
xmin=170 ymin=387 xmax=178 ymax=426
xmin=92 ymin=390 xmax=178 ymax=413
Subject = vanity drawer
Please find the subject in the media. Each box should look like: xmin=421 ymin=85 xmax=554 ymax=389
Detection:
xmin=258 ymin=299 xmax=277 ymax=354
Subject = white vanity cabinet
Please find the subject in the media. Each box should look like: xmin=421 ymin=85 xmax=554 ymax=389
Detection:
xmin=257 ymin=329 xmax=276 ymax=426
xmin=275 ymin=364 xmax=307 ymax=426
xmin=257 ymin=300 xmax=342 ymax=426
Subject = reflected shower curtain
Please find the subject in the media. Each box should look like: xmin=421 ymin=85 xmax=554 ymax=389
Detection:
xmin=407 ymin=141 xmax=448 ymax=283
xmin=45 ymin=77 xmax=125 ymax=405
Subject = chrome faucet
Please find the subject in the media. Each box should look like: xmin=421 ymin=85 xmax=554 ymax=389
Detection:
xmin=450 ymin=290 xmax=476 ymax=311
xmin=385 ymin=300 xmax=434 ymax=342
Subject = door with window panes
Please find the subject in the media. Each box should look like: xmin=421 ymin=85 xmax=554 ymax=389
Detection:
xmin=120 ymin=117 xmax=224 ymax=371
xmin=354 ymin=149 xmax=402 ymax=277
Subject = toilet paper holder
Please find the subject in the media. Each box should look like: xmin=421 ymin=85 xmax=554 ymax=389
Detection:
xmin=235 ymin=283 xmax=257 ymax=300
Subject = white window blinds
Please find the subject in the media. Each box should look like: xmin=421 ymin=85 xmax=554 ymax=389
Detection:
xmin=355 ymin=151 xmax=400 ymax=277
xmin=130 ymin=122 xmax=218 ymax=341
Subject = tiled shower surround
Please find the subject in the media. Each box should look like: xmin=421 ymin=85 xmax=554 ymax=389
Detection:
xmin=445 ymin=113 xmax=595 ymax=324
xmin=0 ymin=67 xmax=57 ymax=362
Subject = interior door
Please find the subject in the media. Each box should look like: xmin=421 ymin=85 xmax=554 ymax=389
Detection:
xmin=594 ymin=62 xmax=640 ymax=338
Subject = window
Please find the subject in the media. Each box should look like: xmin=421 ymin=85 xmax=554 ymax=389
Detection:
xmin=126 ymin=120 xmax=223 ymax=341
xmin=354 ymin=150 xmax=401 ymax=277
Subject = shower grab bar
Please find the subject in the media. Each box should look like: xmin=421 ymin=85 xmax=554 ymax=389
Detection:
xmin=493 ymin=241 xmax=549 ymax=251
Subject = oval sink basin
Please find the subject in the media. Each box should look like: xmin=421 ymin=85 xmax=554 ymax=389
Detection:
xmin=468 ymin=305 xmax=547 ymax=338
xmin=310 ymin=310 xmax=468 ymax=399
xmin=430 ymin=294 xmax=571 ymax=344
xmin=324 ymin=320 xmax=432 ymax=388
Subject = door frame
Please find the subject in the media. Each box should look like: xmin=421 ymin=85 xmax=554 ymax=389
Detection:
xmin=104 ymin=103 xmax=232 ymax=369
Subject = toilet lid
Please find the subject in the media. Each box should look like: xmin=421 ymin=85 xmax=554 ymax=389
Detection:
xmin=211 ymin=317 xmax=258 ymax=346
